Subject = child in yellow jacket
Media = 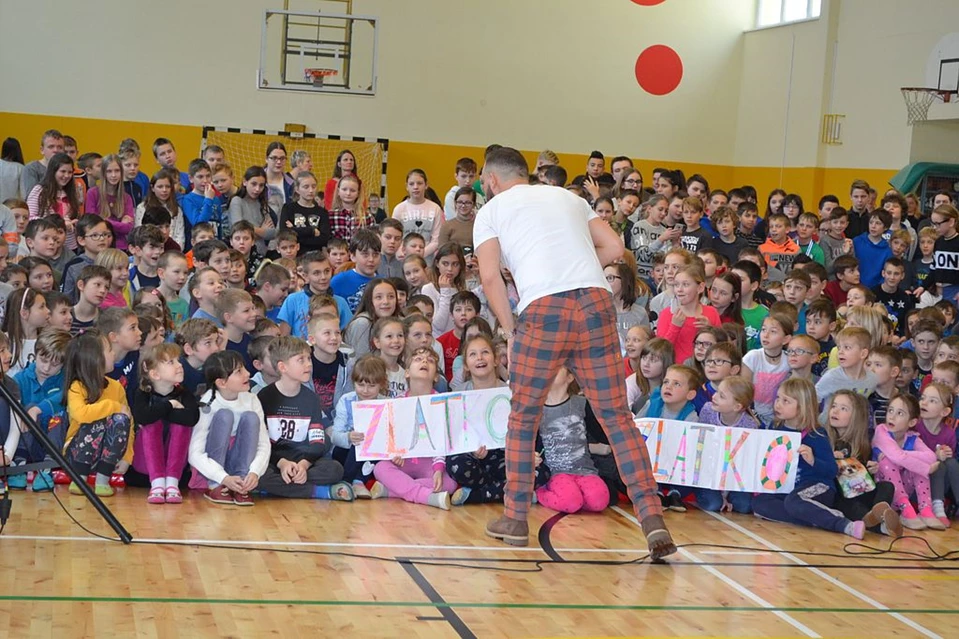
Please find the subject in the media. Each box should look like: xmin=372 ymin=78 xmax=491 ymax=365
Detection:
xmin=64 ymin=331 xmax=134 ymax=497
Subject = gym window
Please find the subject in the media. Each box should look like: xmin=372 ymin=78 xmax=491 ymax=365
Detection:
xmin=755 ymin=0 xmax=822 ymax=29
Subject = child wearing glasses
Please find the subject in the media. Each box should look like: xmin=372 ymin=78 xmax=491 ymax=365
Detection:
xmin=785 ymin=335 xmax=820 ymax=382
xmin=693 ymin=342 xmax=742 ymax=413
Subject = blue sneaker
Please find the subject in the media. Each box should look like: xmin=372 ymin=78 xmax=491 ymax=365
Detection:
xmin=7 ymin=472 xmax=27 ymax=490
xmin=32 ymin=469 xmax=54 ymax=492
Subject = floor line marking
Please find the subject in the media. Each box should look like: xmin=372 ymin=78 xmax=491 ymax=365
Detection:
xmin=697 ymin=551 xmax=773 ymax=556
xmin=704 ymin=510 xmax=942 ymax=639
xmin=0 ymin=534 xmax=645 ymax=554
xmin=400 ymin=559 xmax=476 ymax=639
xmin=2 ymin=593 xmax=958 ymax=613
xmin=612 ymin=506 xmax=819 ymax=638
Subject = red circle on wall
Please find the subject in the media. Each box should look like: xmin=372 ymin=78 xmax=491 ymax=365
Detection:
xmin=631 ymin=0 xmax=667 ymax=5
xmin=634 ymin=45 xmax=683 ymax=95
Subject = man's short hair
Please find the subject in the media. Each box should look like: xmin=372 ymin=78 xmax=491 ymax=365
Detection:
xmin=485 ymin=147 xmax=529 ymax=181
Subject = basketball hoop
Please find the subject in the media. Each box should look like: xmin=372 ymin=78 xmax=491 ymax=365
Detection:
xmin=901 ymin=87 xmax=952 ymax=125
xmin=304 ymin=68 xmax=338 ymax=87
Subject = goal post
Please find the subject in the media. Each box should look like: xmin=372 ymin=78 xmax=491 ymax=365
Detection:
xmin=202 ymin=126 xmax=389 ymax=201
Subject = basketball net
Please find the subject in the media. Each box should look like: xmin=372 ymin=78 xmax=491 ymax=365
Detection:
xmin=901 ymin=88 xmax=948 ymax=125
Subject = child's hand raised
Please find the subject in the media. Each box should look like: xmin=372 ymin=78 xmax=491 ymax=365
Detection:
xmin=798 ymin=444 xmax=814 ymax=465
xmin=349 ymin=431 xmax=365 ymax=444
xmin=437 ymin=272 xmax=455 ymax=289
xmin=432 ymin=470 xmax=444 ymax=493
xmin=671 ymin=308 xmax=687 ymax=327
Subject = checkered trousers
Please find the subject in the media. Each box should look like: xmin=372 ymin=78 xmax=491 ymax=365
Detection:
xmin=504 ymin=287 xmax=663 ymax=521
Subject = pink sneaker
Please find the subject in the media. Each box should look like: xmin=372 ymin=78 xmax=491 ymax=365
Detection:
xmin=147 ymin=488 xmax=166 ymax=504
xmin=919 ymin=506 xmax=946 ymax=530
xmin=164 ymin=486 xmax=183 ymax=504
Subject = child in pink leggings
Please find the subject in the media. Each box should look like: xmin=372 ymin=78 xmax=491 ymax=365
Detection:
xmin=371 ymin=347 xmax=459 ymax=510
xmin=872 ymin=394 xmax=945 ymax=531
xmin=535 ymin=367 xmax=609 ymax=514
xmin=131 ymin=343 xmax=200 ymax=504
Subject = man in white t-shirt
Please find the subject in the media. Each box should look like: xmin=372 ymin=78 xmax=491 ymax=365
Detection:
xmin=473 ymin=148 xmax=675 ymax=560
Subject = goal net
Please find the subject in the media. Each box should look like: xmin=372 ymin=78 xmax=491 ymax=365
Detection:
xmin=202 ymin=127 xmax=389 ymax=202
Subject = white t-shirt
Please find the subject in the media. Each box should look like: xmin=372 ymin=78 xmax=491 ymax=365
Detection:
xmin=472 ymin=185 xmax=609 ymax=315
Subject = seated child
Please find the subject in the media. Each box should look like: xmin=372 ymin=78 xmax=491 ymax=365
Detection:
xmin=913 ymin=383 xmax=958 ymax=528
xmin=255 ymin=337 xmax=353 ymax=502
xmin=330 ymin=354 xmax=389 ymax=499
xmin=63 ymin=332 xmax=134 ymax=497
xmin=370 ymin=347 xmax=459 ymax=509
xmin=873 ymin=393 xmax=944 ymax=531
xmin=188 ymin=351 xmax=270 ymax=505
xmin=825 ymin=390 xmax=901 ymax=537
xmin=753 ymin=378 xmax=869 ymax=539
xmin=534 ymin=367 xmax=607 ymax=514
xmin=637 ymin=364 xmax=701 ymax=512
xmin=131 ymin=343 xmax=200 ymax=504
xmin=8 ymin=328 xmax=71 ymax=491
xmin=698 ymin=376 xmax=760 ymax=513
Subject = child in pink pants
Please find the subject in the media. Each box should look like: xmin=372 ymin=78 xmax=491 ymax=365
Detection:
xmin=535 ymin=368 xmax=609 ymax=514
xmin=370 ymin=347 xmax=460 ymax=510
xmin=872 ymin=396 xmax=944 ymax=531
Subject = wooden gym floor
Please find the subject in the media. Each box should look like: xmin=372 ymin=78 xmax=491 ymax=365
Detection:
xmin=0 ymin=486 xmax=957 ymax=638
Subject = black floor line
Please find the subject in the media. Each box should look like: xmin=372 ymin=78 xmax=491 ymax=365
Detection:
xmin=399 ymin=558 xmax=477 ymax=639
xmin=537 ymin=512 xmax=569 ymax=562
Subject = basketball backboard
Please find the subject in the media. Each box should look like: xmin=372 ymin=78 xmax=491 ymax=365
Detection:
xmin=925 ymin=34 xmax=959 ymax=95
xmin=258 ymin=9 xmax=378 ymax=95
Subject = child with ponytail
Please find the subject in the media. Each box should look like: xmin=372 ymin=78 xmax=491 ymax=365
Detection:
xmin=131 ymin=343 xmax=200 ymax=504
xmin=915 ymin=382 xmax=959 ymax=527
xmin=188 ymin=351 xmax=270 ymax=505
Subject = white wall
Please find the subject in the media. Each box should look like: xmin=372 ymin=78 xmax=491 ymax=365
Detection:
xmin=0 ymin=0 xmax=755 ymax=165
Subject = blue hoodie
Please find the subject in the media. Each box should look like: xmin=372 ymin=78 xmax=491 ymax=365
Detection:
xmin=852 ymin=233 xmax=892 ymax=288
xmin=12 ymin=362 xmax=65 ymax=425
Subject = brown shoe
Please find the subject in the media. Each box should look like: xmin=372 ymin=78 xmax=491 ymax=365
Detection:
xmin=641 ymin=514 xmax=678 ymax=562
xmin=882 ymin=506 xmax=904 ymax=539
xmin=232 ymin=491 xmax=254 ymax=506
xmin=863 ymin=502 xmax=890 ymax=529
xmin=485 ymin=515 xmax=529 ymax=546
xmin=204 ymin=485 xmax=233 ymax=505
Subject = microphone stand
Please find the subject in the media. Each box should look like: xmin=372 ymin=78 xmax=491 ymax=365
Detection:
xmin=0 ymin=375 xmax=133 ymax=544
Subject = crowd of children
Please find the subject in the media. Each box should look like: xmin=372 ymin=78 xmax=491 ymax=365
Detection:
xmin=1 ymin=134 xmax=958 ymax=540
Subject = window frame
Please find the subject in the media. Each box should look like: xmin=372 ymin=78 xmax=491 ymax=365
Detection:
xmin=752 ymin=0 xmax=822 ymax=31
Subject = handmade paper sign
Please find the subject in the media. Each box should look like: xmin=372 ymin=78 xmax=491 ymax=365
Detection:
xmin=635 ymin=419 xmax=800 ymax=494
xmin=352 ymin=388 xmax=512 ymax=460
